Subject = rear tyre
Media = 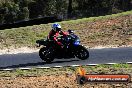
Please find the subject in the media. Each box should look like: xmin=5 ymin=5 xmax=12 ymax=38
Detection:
xmin=75 ymin=45 xmax=89 ymax=60
xmin=39 ymin=47 xmax=54 ymax=63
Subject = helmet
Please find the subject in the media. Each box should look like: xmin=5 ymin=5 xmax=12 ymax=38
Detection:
xmin=68 ymin=29 xmax=74 ymax=34
xmin=52 ymin=23 xmax=61 ymax=32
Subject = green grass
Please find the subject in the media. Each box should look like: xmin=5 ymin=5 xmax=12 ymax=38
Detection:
xmin=0 ymin=64 xmax=131 ymax=77
xmin=59 ymin=10 xmax=132 ymax=24
xmin=0 ymin=10 xmax=132 ymax=49
xmin=0 ymin=25 xmax=51 ymax=49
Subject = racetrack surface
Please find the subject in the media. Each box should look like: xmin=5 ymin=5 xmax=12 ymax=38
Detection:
xmin=0 ymin=47 xmax=132 ymax=69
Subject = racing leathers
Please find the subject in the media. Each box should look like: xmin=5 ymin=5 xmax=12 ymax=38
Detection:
xmin=47 ymin=30 xmax=69 ymax=47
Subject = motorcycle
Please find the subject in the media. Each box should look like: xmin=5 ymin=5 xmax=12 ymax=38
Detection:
xmin=36 ymin=30 xmax=89 ymax=63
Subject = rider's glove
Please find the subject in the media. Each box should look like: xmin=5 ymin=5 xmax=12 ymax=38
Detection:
xmin=57 ymin=42 xmax=62 ymax=45
xmin=57 ymin=42 xmax=64 ymax=48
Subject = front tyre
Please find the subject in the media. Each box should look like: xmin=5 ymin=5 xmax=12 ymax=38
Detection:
xmin=39 ymin=47 xmax=54 ymax=63
xmin=75 ymin=45 xmax=89 ymax=60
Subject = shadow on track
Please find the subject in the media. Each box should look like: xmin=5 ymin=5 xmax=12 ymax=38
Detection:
xmin=0 ymin=59 xmax=79 ymax=69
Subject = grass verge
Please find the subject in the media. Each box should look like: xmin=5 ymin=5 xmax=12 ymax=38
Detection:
xmin=0 ymin=64 xmax=132 ymax=88
xmin=0 ymin=11 xmax=132 ymax=49
xmin=0 ymin=63 xmax=132 ymax=77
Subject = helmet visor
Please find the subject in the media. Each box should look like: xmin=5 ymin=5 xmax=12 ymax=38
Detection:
xmin=56 ymin=28 xmax=61 ymax=31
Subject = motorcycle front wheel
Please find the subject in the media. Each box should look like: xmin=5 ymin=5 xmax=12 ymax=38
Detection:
xmin=75 ymin=45 xmax=89 ymax=60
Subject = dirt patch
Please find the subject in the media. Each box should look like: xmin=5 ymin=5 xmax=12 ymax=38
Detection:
xmin=74 ymin=15 xmax=132 ymax=47
xmin=0 ymin=74 xmax=131 ymax=88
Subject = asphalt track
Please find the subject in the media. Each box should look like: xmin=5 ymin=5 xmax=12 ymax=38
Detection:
xmin=0 ymin=47 xmax=132 ymax=70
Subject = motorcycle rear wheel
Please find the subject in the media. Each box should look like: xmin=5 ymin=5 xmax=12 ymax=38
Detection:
xmin=39 ymin=47 xmax=54 ymax=63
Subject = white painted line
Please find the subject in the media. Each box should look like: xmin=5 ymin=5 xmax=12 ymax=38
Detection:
xmin=70 ymin=65 xmax=80 ymax=67
xmin=19 ymin=68 xmax=31 ymax=70
xmin=53 ymin=66 xmax=63 ymax=68
xmin=105 ymin=63 xmax=117 ymax=65
xmin=1 ymin=62 xmax=132 ymax=71
xmin=1 ymin=69 xmax=13 ymax=71
xmin=36 ymin=67 xmax=50 ymax=69
xmin=126 ymin=62 xmax=132 ymax=64
xmin=87 ymin=64 xmax=98 ymax=66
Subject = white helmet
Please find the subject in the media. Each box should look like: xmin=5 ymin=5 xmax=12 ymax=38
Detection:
xmin=52 ymin=23 xmax=61 ymax=32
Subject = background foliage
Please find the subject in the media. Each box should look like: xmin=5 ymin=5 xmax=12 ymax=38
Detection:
xmin=0 ymin=0 xmax=132 ymax=24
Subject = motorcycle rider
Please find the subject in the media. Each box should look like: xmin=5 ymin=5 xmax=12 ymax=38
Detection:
xmin=47 ymin=23 xmax=69 ymax=48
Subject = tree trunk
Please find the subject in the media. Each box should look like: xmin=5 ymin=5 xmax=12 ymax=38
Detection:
xmin=127 ymin=0 xmax=132 ymax=10
xmin=67 ymin=0 xmax=72 ymax=18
